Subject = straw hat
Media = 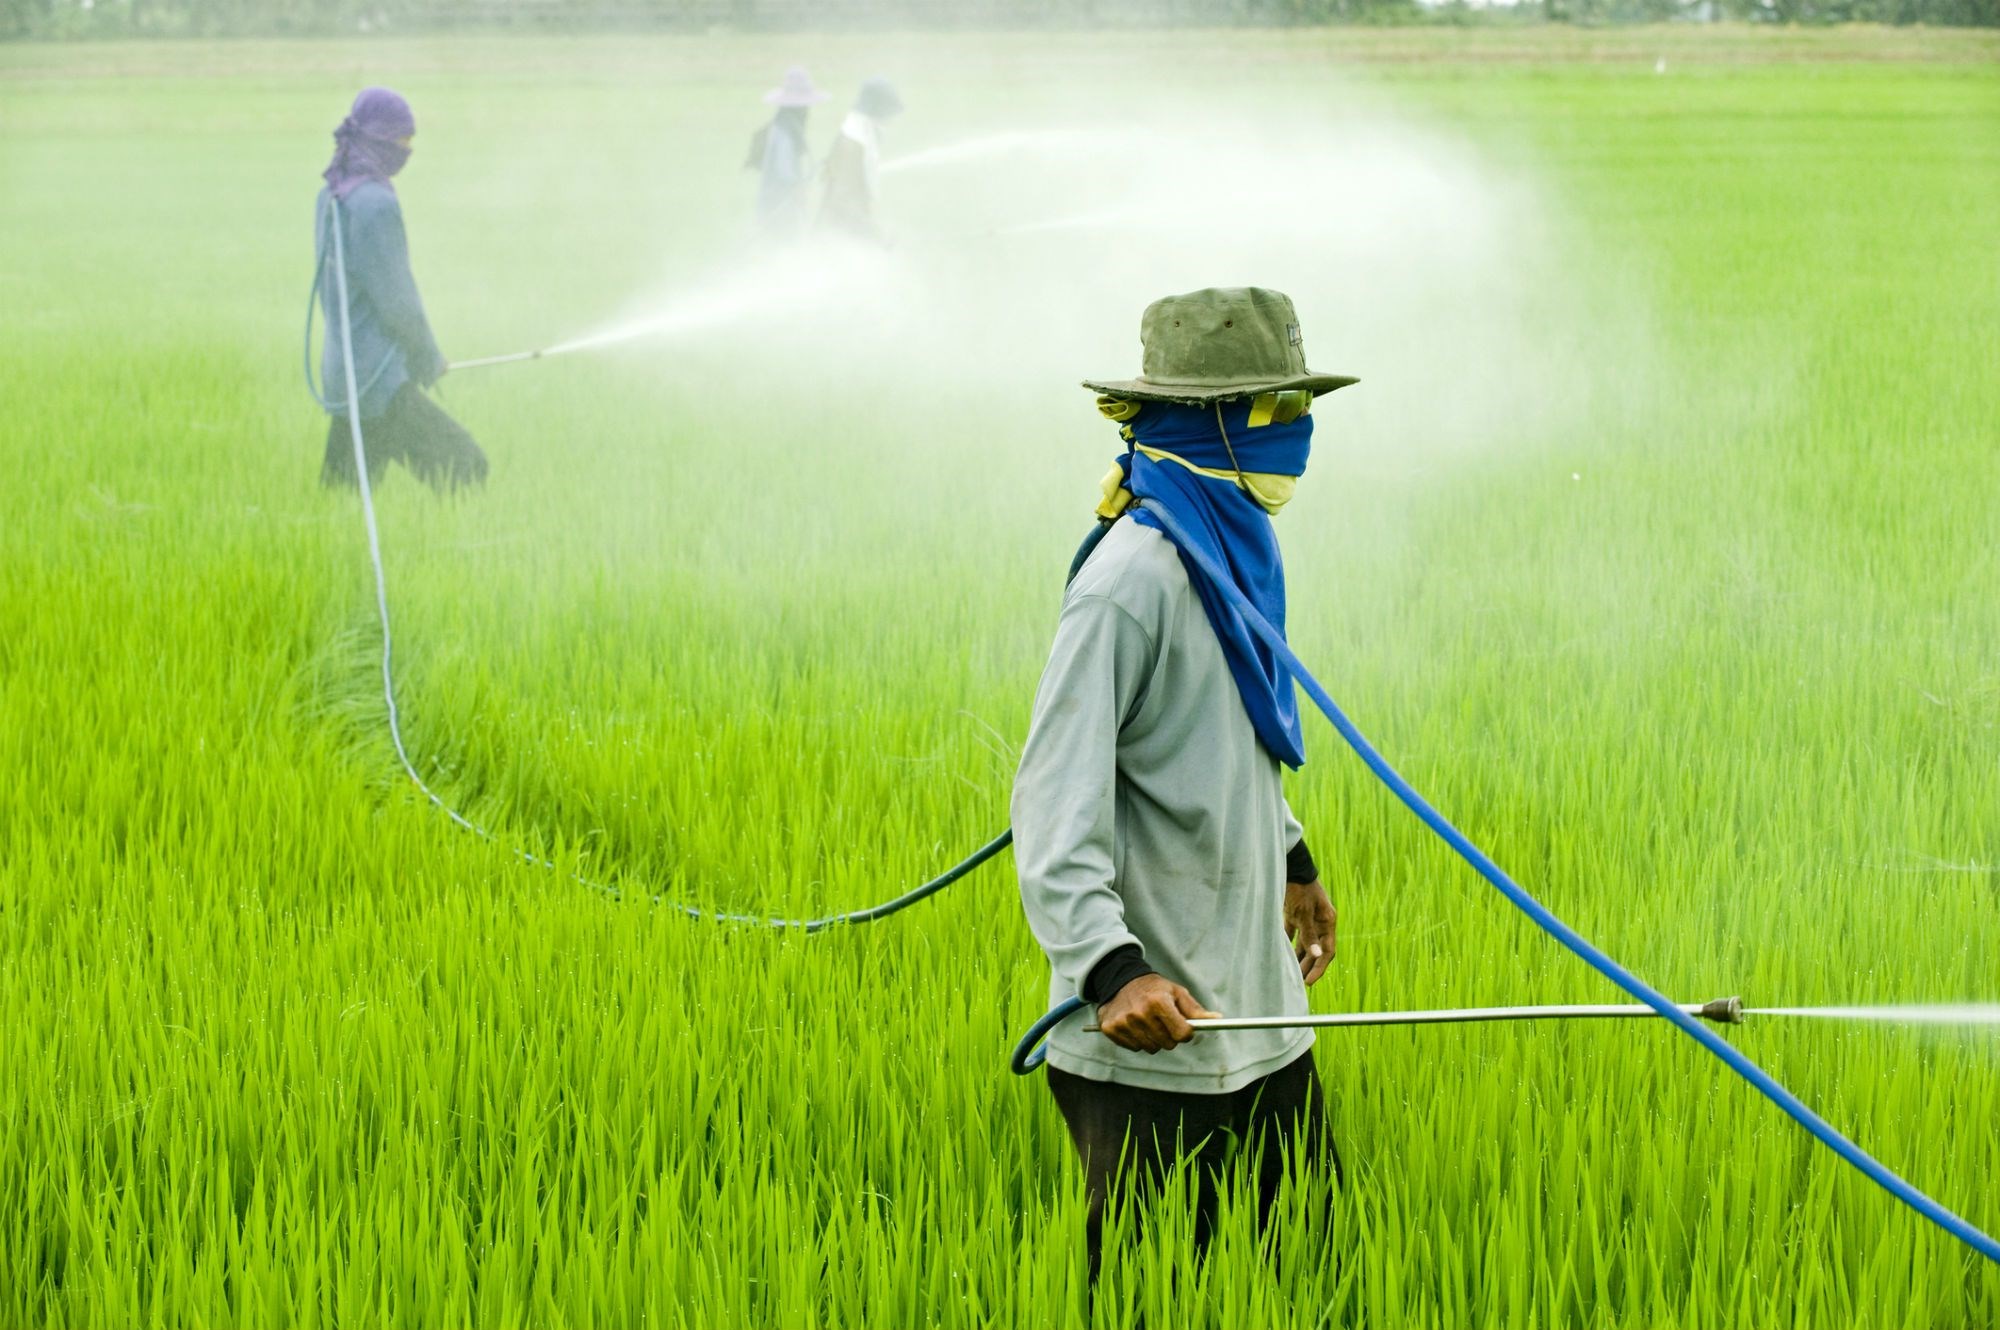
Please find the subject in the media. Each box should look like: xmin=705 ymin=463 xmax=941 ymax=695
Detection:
xmin=764 ymin=67 xmax=828 ymax=108
xmin=1081 ymin=288 xmax=1357 ymax=405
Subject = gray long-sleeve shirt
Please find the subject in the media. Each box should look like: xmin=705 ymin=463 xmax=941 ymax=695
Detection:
xmin=1014 ymin=517 xmax=1312 ymax=1094
xmin=316 ymin=181 xmax=445 ymax=421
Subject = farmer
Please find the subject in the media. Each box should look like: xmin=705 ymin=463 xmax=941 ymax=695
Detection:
xmin=817 ymin=77 xmax=902 ymax=243
xmin=746 ymin=67 xmax=826 ymax=240
xmin=1014 ymin=287 xmax=1357 ymax=1280
xmin=315 ymin=87 xmax=487 ymax=492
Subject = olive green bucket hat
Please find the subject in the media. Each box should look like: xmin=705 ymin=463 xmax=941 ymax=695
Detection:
xmin=1081 ymin=287 xmax=1357 ymax=405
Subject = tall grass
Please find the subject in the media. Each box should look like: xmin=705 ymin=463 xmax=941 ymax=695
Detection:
xmin=2 ymin=29 xmax=1997 ymax=1328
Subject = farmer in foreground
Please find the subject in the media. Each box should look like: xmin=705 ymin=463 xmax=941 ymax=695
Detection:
xmin=315 ymin=87 xmax=487 ymax=491
xmin=1014 ymin=288 xmax=1354 ymax=1279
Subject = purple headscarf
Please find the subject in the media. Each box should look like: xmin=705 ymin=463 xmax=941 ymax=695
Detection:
xmin=323 ymin=87 xmax=416 ymax=200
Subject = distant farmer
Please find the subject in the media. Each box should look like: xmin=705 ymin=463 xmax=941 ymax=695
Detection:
xmin=746 ymin=67 xmax=826 ymax=240
xmin=1014 ymin=288 xmax=1357 ymax=1280
xmin=315 ymin=87 xmax=487 ymax=492
xmin=817 ymin=77 xmax=903 ymax=243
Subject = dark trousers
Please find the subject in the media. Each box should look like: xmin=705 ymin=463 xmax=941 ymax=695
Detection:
xmin=1047 ymin=1048 xmax=1340 ymax=1282
xmin=323 ymin=383 xmax=488 ymax=493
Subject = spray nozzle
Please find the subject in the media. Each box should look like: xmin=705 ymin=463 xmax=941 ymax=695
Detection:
xmin=1698 ymin=996 xmax=1746 ymax=1025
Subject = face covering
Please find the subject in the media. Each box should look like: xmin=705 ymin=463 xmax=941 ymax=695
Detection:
xmin=1094 ymin=391 xmax=1312 ymax=519
xmin=323 ymin=86 xmax=417 ymax=200
xmin=1090 ymin=392 xmax=1316 ymax=768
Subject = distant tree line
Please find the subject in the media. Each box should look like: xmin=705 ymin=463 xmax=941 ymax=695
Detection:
xmin=3 ymin=0 xmax=1994 ymax=39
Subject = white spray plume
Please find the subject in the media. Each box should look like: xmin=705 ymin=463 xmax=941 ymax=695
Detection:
xmin=882 ymin=128 xmax=1152 ymax=176
xmin=541 ymin=245 xmax=886 ymax=358
xmin=513 ymin=80 xmax=1646 ymax=490
xmin=1747 ymin=1005 xmax=2000 ymax=1025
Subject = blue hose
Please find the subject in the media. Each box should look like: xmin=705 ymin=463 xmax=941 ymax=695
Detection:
xmin=684 ymin=829 xmax=1014 ymax=932
xmin=1018 ymin=500 xmax=1997 ymax=1265
xmin=1011 ymin=994 xmax=1086 ymax=1074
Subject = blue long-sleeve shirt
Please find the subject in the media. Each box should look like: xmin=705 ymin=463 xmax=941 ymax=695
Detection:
xmin=316 ymin=181 xmax=445 ymax=420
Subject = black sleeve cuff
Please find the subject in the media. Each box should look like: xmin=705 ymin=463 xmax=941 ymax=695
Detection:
xmin=1083 ymin=944 xmax=1157 ymax=1006
xmin=1286 ymin=837 xmax=1319 ymax=886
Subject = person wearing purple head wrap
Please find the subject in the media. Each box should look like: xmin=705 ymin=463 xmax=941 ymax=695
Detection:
xmin=313 ymin=88 xmax=487 ymax=491
xmin=323 ymin=86 xmax=416 ymax=200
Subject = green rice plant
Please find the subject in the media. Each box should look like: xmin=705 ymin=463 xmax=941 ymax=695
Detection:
xmin=2 ymin=25 xmax=1997 ymax=1329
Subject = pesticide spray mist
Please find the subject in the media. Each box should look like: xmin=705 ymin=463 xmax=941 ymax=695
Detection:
xmin=479 ymin=69 xmax=1629 ymax=499
xmin=427 ymin=53 xmax=2000 ymax=1065
xmin=1746 ymin=1005 xmax=2000 ymax=1025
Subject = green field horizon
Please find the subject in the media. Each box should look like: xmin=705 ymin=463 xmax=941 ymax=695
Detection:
xmin=3 ymin=27 xmax=1997 ymax=1328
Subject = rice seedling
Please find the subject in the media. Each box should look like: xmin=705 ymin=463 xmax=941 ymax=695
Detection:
xmin=2 ymin=26 xmax=1996 ymax=1328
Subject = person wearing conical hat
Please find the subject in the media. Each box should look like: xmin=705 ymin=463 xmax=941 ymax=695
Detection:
xmin=313 ymin=88 xmax=487 ymax=491
xmin=1013 ymin=288 xmax=1356 ymax=1279
xmin=746 ymin=67 xmax=827 ymax=240
xmin=817 ymin=77 xmax=902 ymax=243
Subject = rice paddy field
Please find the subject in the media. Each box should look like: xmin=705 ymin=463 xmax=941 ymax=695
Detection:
xmin=4 ymin=23 xmax=1999 ymax=1328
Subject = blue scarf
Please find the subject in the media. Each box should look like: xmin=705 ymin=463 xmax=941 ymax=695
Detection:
xmin=1111 ymin=399 xmax=1313 ymax=768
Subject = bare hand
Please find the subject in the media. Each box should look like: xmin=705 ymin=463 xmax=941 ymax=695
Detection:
xmin=1096 ymin=974 xmax=1220 ymax=1054
xmin=1285 ymin=879 xmax=1337 ymax=986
